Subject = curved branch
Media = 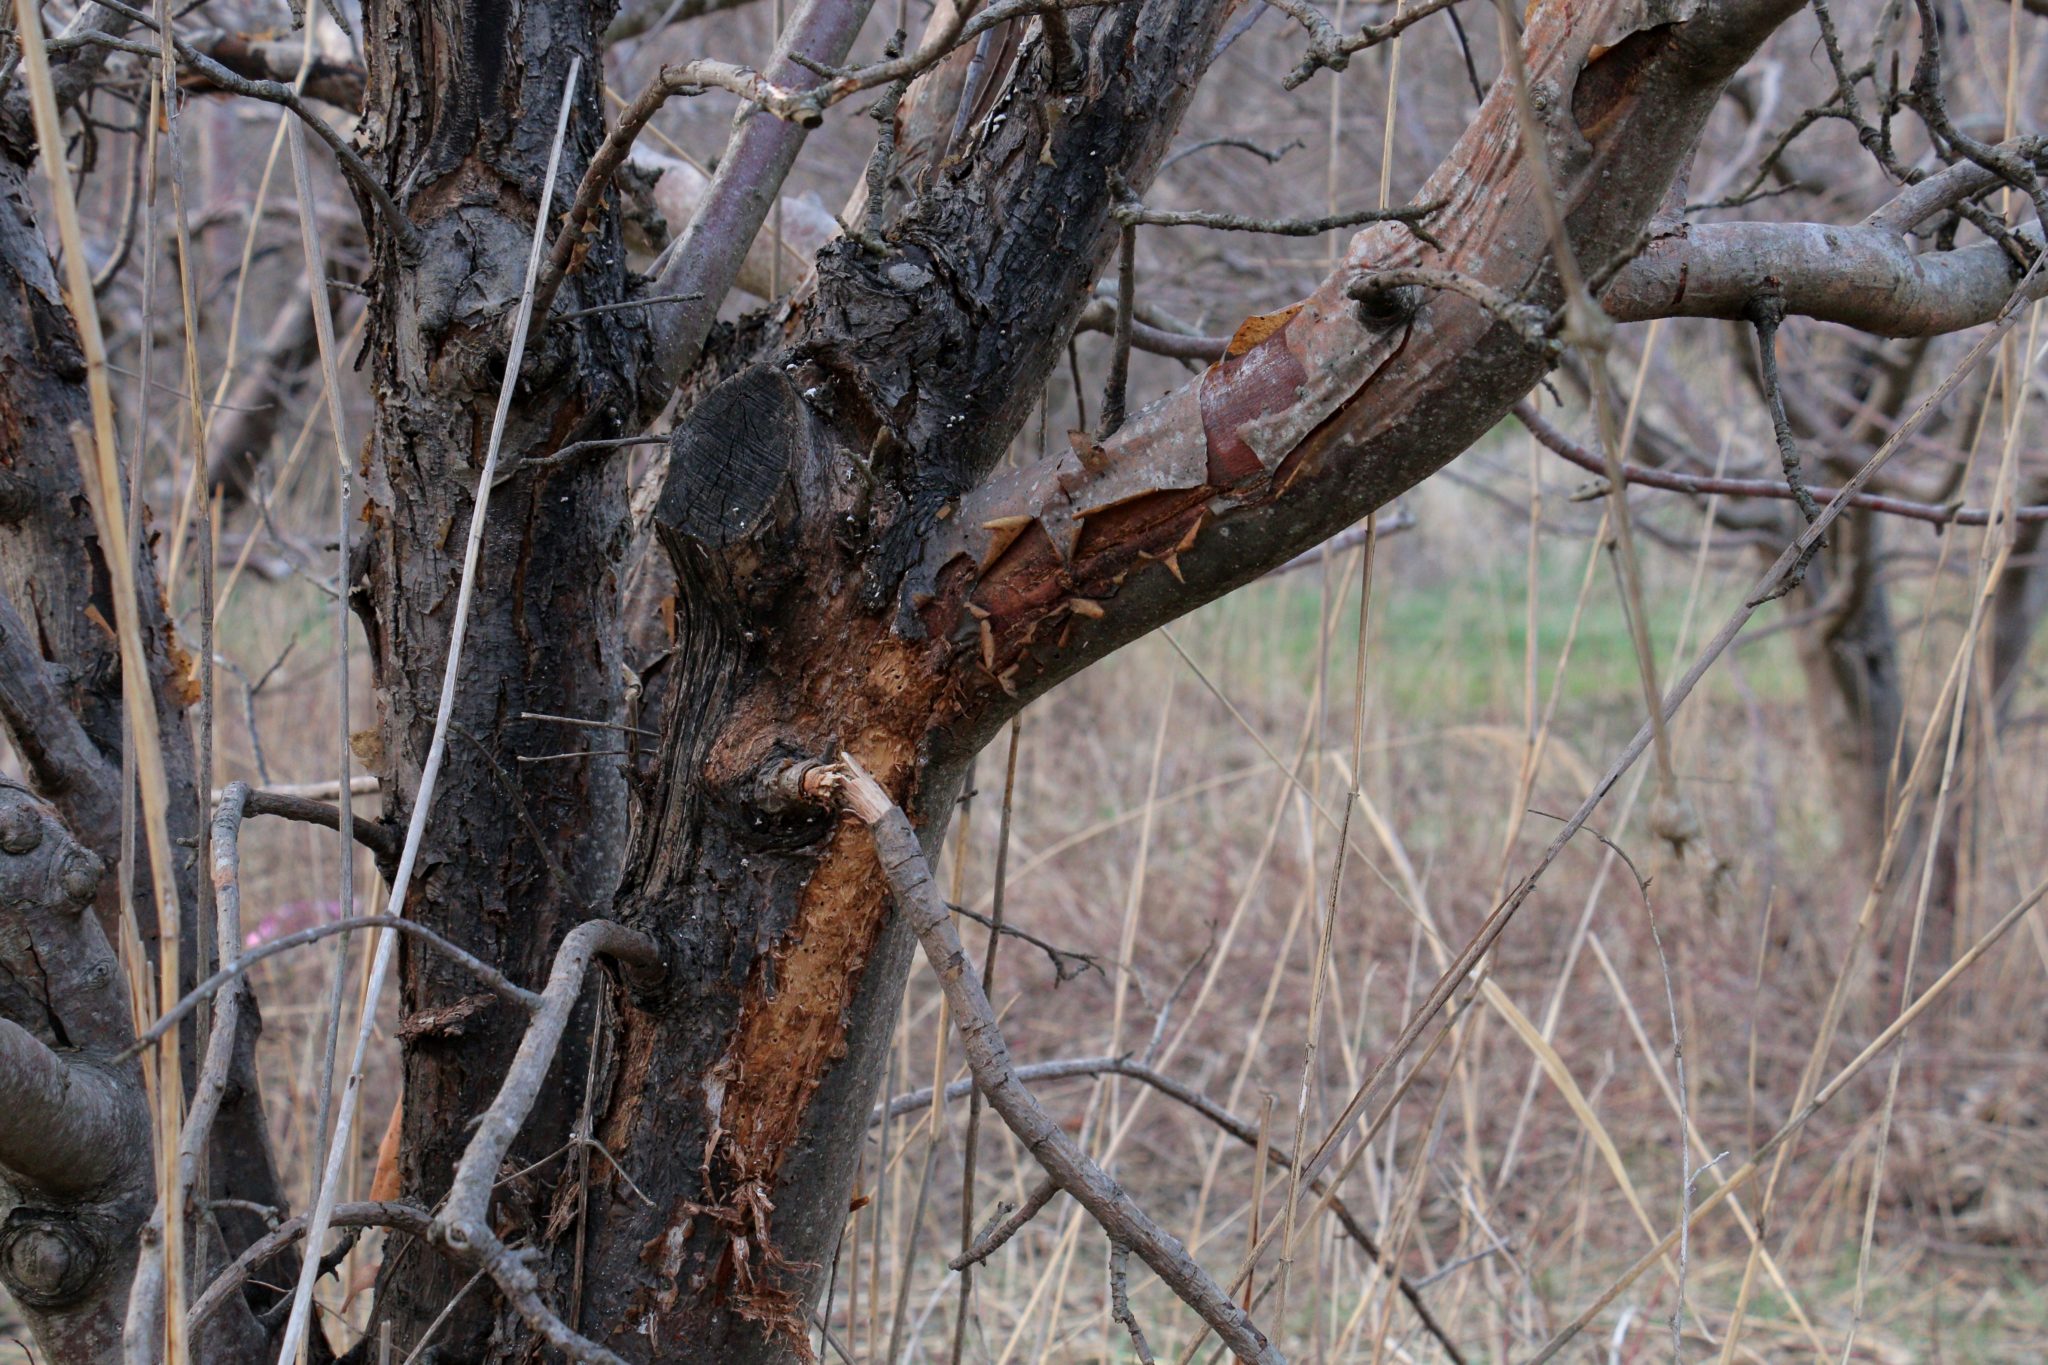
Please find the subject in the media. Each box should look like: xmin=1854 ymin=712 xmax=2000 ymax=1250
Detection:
xmin=897 ymin=0 xmax=1813 ymax=747
xmin=1604 ymin=220 xmax=2045 ymax=335
xmin=436 ymin=920 xmax=664 ymax=1249
xmin=189 ymin=1201 xmax=432 ymax=1334
xmin=128 ymin=915 xmax=547 ymax=1056
xmin=0 ymin=584 xmax=119 ymax=855
xmin=0 ymin=1019 xmax=130 ymax=1194
xmin=821 ymin=757 xmax=1283 ymax=1364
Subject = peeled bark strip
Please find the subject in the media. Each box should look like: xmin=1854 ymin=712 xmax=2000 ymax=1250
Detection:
xmin=901 ymin=0 xmax=1811 ymax=734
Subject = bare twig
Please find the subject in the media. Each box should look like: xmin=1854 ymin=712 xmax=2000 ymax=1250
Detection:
xmin=87 ymin=0 xmax=415 ymax=249
xmin=1515 ymin=401 xmax=2048 ymax=527
xmin=1108 ymin=1242 xmax=1157 ymax=1364
xmin=881 ymin=1053 xmax=1464 ymax=1360
xmin=1119 ymin=197 xmax=1443 ymax=246
xmin=129 ymin=915 xmax=545 ymax=1054
xmin=1072 ymin=301 xmax=1230 ymax=361
xmin=1281 ymin=0 xmax=1476 ymax=86
xmin=950 ymin=1179 xmax=1056 ymax=1269
xmin=944 ymin=901 xmax=1100 ymax=982
xmin=1099 ymin=221 xmax=1137 ymax=437
xmin=1746 ymin=292 xmax=1823 ymax=597
xmin=437 ymin=919 xmax=662 ymax=1248
xmin=240 ymin=788 xmax=398 ymax=861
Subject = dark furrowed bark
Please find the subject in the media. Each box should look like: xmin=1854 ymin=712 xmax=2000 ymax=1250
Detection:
xmin=575 ymin=6 xmax=1236 ymax=1359
xmin=800 ymin=4 xmax=1230 ymax=607
xmin=0 ymin=781 xmax=255 ymax=1362
xmin=357 ymin=1 xmax=644 ymax=1355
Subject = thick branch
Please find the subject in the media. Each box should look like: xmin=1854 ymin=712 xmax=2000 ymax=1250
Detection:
xmin=899 ymin=0 xmax=1811 ymax=743
xmin=1605 ymin=220 xmax=2045 ymax=335
xmin=0 ymin=584 xmax=120 ymax=854
xmin=606 ymin=0 xmax=876 ymax=385
xmin=0 ymin=1019 xmax=129 ymax=1194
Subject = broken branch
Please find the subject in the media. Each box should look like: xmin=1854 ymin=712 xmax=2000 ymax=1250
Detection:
xmin=818 ymin=755 xmax=1284 ymax=1365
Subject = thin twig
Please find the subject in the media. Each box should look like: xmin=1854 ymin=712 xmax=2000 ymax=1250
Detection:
xmin=241 ymin=788 xmax=398 ymax=861
xmin=1119 ymin=197 xmax=1443 ymax=247
xmin=1747 ymin=291 xmax=1823 ymax=597
xmin=88 ymin=0 xmax=415 ymax=249
xmin=1108 ymin=1242 xmax=1157 ymax=1364
xmin=129 ymin=915 xmax=544 ymax=1054
xmin=1514 ymin=401 xmax=2048 ymax=527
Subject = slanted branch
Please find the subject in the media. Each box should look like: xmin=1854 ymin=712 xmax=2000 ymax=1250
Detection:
xmin=805 ymin=755 xmax=1285 ymax=1365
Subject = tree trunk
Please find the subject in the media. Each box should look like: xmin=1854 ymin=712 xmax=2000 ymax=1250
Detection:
xmin=1785 ymin=514 xmax=1907 ymax=860
xmin=18 ymin=0 xmax=2019 ymax=1355
xmin=354 ymin=1 xmax=640 ymax=1352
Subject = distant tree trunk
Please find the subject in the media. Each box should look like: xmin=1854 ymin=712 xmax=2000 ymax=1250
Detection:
xmin=1785 ymin=512 xmax=1906 ymax=859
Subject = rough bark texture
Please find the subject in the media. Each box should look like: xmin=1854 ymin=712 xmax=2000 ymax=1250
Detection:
xmin=0 ymin=781 xmax=149 ymax=1364
xmin=354 ymin=0 xmax=641 ymax=1354
xmin=579 ymin=8 xmax=1237 ymax=1358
